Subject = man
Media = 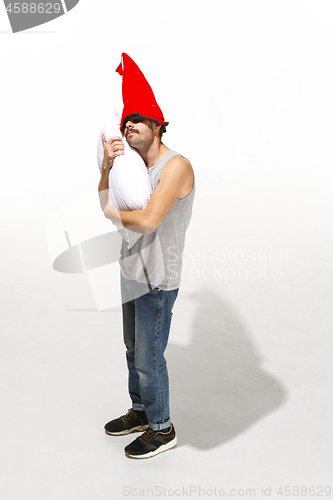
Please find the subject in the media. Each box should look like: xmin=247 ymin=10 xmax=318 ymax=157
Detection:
xmin=98 ymin=54 xmax=195 ymax=459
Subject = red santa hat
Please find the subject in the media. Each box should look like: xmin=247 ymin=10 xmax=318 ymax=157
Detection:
xmin=115 ymin=52 xmax=168 ymax=133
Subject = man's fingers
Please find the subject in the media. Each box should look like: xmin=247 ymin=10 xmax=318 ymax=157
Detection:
xmin=111 ymin=149 xmax=125 ymax=158
xmin=101 ymin=135 xmax=125 ymax=171
xmin=101 ymin=135 xmax=124 ymax=150
xmin=108 ymin=136 xmax=123 ymax=144
xmin=108 ymin=137 xmax=125 ymax=155
xmin=113 ymin=144 xmax=125 ymax=152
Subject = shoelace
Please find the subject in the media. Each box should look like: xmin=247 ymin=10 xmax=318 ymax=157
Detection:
xmin=138 ymin=428 xmax=157 ymax=444
xmin=121 ymin=409 xmax=137 ymax=423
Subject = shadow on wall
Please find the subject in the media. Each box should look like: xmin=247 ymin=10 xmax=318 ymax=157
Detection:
xmin=167 ymin=287 xmax=287 ymax=450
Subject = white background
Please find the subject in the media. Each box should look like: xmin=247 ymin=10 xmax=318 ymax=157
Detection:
xmin=1 ymin=1 xmax=333 ymax=499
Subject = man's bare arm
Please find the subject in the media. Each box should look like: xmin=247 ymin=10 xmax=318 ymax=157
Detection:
xmin=103 ymin=156 xmax=194 ymax=234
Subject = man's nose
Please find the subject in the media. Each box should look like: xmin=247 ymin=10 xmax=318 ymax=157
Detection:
xmin=126 ymin=121 xmax=134 ymax=129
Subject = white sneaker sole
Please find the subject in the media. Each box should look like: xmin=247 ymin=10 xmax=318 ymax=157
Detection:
xmin=105 ymin=424 xmax=149 ymax=436
xmin=125 ymin=436 xmax=177 ymax=459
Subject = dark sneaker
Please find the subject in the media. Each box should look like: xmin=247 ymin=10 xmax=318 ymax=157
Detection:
xmin=104 ymin=409 xmax=149 ymax=436
xmin=125 ymin=424 xmax=177 ymax=459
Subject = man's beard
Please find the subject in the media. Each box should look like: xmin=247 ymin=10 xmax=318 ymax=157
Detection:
xmin=127 ymin=131 xmax=154 ymax=153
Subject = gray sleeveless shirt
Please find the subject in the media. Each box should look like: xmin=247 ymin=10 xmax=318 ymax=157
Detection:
xmin=119 ymin=150 xmax=195 ymax=290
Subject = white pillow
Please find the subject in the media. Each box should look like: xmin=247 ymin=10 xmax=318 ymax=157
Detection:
xmin=97 ymin=110 xmax=153 ymax=249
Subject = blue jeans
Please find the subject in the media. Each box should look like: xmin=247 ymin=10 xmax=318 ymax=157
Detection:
xmin=120 ymin=272 xmax=179 ymax=431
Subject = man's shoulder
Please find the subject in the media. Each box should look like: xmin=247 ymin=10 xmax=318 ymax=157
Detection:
xmin=159 ymin=153 xmax=193 ymax=179
xmin=168 ymin=153 xmax=192 ymax=167
xmin=158 ymin=153 xmax=194 ymax=198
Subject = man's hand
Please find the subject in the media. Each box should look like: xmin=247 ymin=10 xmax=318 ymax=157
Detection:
xmin=101 ymin=134 xmax=125 ymax=172
xmin=98 ymin=135 xmax=125 ymax=211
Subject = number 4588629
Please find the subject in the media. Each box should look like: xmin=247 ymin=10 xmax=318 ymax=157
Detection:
xmin=6 ymin=3 xmax=61 ymax=14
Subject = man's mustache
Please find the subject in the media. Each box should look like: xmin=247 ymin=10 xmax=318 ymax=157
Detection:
xmin=126 ymin=129 xmax=139 ymax=138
